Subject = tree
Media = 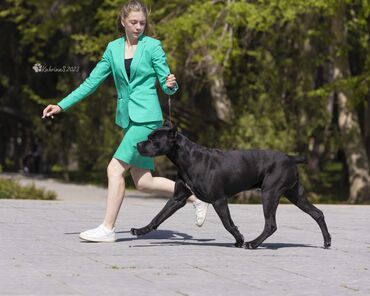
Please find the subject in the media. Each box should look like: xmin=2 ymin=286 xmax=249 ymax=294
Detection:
xmin=0 ymin=0 xmax=120 ymax=175
xmin=331 ymin=0 xmax=370 ymax=203
xmin=1 ymin=0 xmax=369 ymax=202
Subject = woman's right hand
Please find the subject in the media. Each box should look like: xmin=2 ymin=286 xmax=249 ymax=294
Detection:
xmin=42 ymin=104 xmax=62 ymax=119
xmin=166 ymin=74 xmax=177 ymax=89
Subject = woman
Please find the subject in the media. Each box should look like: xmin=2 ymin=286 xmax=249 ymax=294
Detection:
xmin=42 ymin=0 xmax=208 ymax=242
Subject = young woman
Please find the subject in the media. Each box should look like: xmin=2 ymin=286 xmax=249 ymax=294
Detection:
xmin=42 ymin=0 xmax=208 ymax=242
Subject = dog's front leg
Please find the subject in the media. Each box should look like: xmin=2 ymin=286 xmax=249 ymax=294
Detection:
xmin=131 ymin=179 xmax=192 ymax=236
xmin=212 ymin=198 xmax=244 ymax=247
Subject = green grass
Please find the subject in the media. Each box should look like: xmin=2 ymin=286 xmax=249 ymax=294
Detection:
xmin=0 ymin=178 xmax=57 ymax=200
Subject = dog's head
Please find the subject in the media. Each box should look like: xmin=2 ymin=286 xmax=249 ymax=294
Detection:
xmin=137 ymin=121 xmax=178 ymax=157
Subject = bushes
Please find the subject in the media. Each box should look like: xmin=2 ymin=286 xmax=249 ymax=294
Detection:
xmin=0 ymin=178 xmax=57 ymax=200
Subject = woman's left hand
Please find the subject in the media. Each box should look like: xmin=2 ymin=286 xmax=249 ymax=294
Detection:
xmin=166 ymin=74 xmax=176 ymax=89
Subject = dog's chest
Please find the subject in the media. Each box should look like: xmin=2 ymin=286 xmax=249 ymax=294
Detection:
xmin=177 ymin=171 xmax=207 ymax=199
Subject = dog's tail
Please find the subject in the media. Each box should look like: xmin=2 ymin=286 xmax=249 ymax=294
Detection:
xmin=288 ymin=155 xmax=308 ymax=165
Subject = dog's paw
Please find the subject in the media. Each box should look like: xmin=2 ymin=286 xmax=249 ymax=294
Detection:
xmin=324 ymin=235 xmax=331 ymax=249
xmin=131 ymin=225 xmax=154 ymax=236
xmin=234 ymin=241 xmax=244 ymax=248
xmin=130 ymin=227 xmax=146 ymax=236
xmin=130 ymin=228 xmax=139 ymax=236
xmin=244 ymin=241 xmax=257 ymax=249
xmin=324 ymin=241 xmax=331 ymax=249
xmin=233 ymin=233 xmax=244 ymax=248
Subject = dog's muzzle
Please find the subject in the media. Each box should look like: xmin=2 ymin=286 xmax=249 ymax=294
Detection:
xmin=136 ymin=142 xmax=146 ymax=154
xmin=137 ymin=141 xmax=154 ymax=157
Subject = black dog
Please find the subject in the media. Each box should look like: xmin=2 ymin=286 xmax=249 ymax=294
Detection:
xmin=131 ymin=124 xmax=331 ymax=249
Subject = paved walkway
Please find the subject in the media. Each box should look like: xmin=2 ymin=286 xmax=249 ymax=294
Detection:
xmin=0 ymin=174 xmax=369 ymax=295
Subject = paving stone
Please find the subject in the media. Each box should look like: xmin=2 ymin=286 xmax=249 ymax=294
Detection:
xmin=0 ymin=174 xmax=369 ymax=295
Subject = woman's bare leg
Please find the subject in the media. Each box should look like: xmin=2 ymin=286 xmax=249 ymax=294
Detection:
xmin=103 ymin=158 xmax=131 ymax=230
xmin=130 ymin=166 xmax=197 ymax=202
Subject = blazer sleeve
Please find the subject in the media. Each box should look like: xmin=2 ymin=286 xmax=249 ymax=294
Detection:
xmin=151 ymin=41 xmax=179 ymax=96
xmin=57 ymin=44 xmax=112 ymax=111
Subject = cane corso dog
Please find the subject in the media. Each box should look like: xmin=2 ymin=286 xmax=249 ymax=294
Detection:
xmin=131 ymin=123 xmax=331 ymax=249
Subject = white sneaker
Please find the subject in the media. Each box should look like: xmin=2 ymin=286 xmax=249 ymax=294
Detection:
xmin=193 ymin=200 xmax=209 ymax=227
xmin=79 ymin=224 xmax=116 ymax=242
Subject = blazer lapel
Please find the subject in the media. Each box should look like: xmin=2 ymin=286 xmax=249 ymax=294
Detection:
xmin=129 ymin=35 xmax=146 ymax=82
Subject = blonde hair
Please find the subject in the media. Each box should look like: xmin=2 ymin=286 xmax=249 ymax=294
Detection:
xmin=116 ymin=0 xmax=152 ymax=36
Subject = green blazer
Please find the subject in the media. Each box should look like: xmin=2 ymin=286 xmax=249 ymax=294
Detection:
xmin=57 ymin=35 xmax=178 ymax=129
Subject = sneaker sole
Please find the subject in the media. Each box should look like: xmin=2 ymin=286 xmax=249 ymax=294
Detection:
xmin=79 ymin=234 xmax=116 ymax=243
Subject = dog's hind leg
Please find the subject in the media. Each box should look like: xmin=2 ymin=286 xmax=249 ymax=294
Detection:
xmin=212 ymin=198 xmax=244 ymax=247
xmin=284 ymin=183 xmax=331 ymax=248
xmin=244 ymin=190 xmax=279 ymax=249
xmin=131 ymin=179 xmax=192 ymax=236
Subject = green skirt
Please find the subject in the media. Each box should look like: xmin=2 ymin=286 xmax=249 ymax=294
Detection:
xmin=113 ymin=120 xmax=162 ymax=170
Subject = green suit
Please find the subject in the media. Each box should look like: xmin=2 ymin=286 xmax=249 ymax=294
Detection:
xmin=57 ymin=35 xmax=178 ymax=129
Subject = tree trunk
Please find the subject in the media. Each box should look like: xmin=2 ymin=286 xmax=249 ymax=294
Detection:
xmin=331 ymin=1 xmax=370 ymax=203
xmin=299 ymin=15 xmax=331 ymax=174
xmin=364 ymin=95 xmax=370 ymax=160
xmin=204 ymin=54 xmax=234 ymax=122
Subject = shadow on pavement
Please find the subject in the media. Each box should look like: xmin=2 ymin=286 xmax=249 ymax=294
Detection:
xmin=116 ymin=229 xmax=216 ymax=244
xmin=122 ymin=229 xmax=232 ymax=248
xmin=65 ymin=229 xmax=216 ymax=244
xmin=131 ymin=241 xmax=321 ymax=249
xmin=259 ymin=242 xmax=321 ymax=249
xmin=66 ymin=229 xmax=319 ymax=249
xmin=117 ymin=229 xmax=194 ymax=240
xmin=144 ymin=241 xmax=234 ymax=248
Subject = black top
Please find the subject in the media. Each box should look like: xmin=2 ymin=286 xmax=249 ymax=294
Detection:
xmin=125 ymin=58 xmax=133 ymax=80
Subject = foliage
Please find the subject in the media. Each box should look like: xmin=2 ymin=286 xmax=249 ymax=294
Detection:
xmin=1 ymin=0 xmax=370 ymax=202
xmin=0 ymin=178 xmax=57 ymax=200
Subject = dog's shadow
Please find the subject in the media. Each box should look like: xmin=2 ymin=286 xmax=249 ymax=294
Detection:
xmin=119 ymin=231 xmax=319 ymax=249
xmin=146 ymin=240 xmax=318 ymax=249
xmin=66 ymin=230 xmax=319 ymax=249
xmin=259 ymin=242 xmax=320 ymax=249
xmin=115 ymin=229 xmax=217 ymax=244
xmin=117 ymin=229 xmax=192 ymax=240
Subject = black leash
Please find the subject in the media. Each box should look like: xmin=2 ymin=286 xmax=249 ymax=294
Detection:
xmin=168 ymin=95 xmax=172 ymax=127
xmin=166 ymin=74 xmax=175 ymax=127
